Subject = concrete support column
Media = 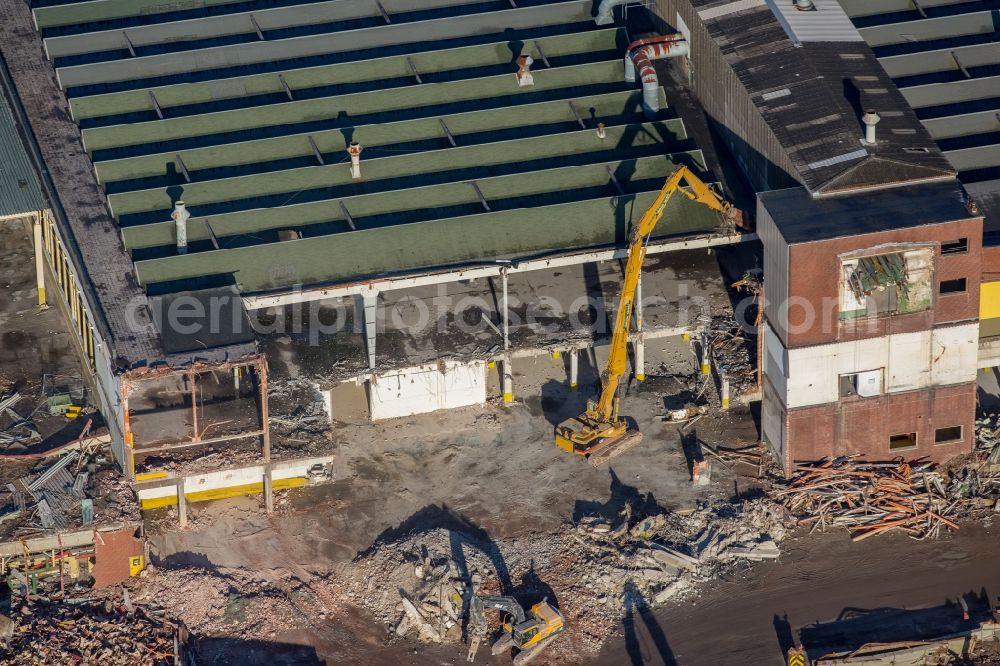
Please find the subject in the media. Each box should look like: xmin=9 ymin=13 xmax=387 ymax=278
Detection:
xmin=569 ymin=349 xmax=579 ymax=391
xmin=361 ymin=289 xmax=379 ymax=370
xmin=635 ymin=273 xmax=645 ymax=381
xmin=177 ymin=479 xmax=187 ymax=528
xmin=32 ymin=214 xmax=45 ymax=306
xmin=500 ymin=267 xmax=513 ymax=403
xmin=501 ymin=267 xmax=509 ymax=352
xmin=263 ymin=466 xmax=273 ymax=514
xmin=721 ymin=376 xmax=730 ymax=410
xmin=259 ymin=361 xmax=271 ymax=463
xmin=700 ymin=332 xmax=711 ymax=376
xmin=502 ymin=356 xmax=514 ymax=404
xmin=189 ymin=370 xmax=199 ymax=442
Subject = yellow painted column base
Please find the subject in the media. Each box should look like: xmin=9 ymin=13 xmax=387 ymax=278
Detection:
xmin=682 ymin=332 xmax=690 ymax=341
xmin=701 ymin=363 xmax=711 ymax=375
xmin=503 ymin=392 xmax=514 ymax=403
xmin=722 ymin=398 xmax=730 ymax=409
xmin=570 ymin=383 xmax=578 ymax=391
xmin=551 ymin=350 xmax=561 ymax=359
xmin=37 ymin=287 xmax=46 ymax=306
xmin=636 ymin=374 xmax=645 ymax=382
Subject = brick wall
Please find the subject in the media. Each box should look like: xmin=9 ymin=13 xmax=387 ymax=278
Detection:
xmin=783 ymin=383 xmax=975 ymax=474
xmin=984 ymin=244 xmax=1000 ymax=280
xmin=784 ymin=217 xmax=983 ymax=348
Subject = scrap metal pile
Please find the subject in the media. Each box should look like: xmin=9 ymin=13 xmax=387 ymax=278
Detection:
xmin=776 ymin=457 xmax=961 ymax=541
xmin=0 ymin=598 xmax=185 ymax=665
xmin=0 ymin=443 xmax=139 ymax=536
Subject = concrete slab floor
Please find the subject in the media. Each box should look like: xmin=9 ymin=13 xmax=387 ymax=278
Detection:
xmin=148 ymin=332 xmax=762 ymax=562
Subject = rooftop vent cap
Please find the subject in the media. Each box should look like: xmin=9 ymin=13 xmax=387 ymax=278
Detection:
xmin=170 ymin=200 xmax=190 ymax=255
xmin=862 ymin=109 xmax=880 ymax=145
xmin=793 ymin=0 xmax=816 ymax=10
xmin=348 ymin=141 xmax=363 ymax=180
xmin=515 ymin=55 xmax=534 ymax=87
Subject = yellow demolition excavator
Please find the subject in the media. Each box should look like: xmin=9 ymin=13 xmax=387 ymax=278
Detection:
xmin=467 ymin=594 xmax=566 ymax=665
xmin=554 ymin=165 xmax=740 ymax=465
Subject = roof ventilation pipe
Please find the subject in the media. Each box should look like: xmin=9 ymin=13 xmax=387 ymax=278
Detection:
xmin=624 ymin=36 xmax=689 ymax=118
xmin=862 ymin=109 xmax=880 ymax=145
xmin=594 ymin=0 xmax=628 ymax=25
xmin=793 ymin=0 xmax=816 ymax=10
xmin=171 ymin=200 xmax=190 ymax=255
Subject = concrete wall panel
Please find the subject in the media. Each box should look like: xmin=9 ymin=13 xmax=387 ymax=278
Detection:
xmin=369 ymin=360 xmax=486 ymax=420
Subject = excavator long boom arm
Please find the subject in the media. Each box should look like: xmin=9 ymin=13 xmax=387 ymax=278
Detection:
xmin=594 ymin=166 xmax=733 ymax=420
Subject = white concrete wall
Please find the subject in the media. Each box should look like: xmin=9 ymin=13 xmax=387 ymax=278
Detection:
xmin=135 ymin=455 xmax=334 ymax=503
xmin=763 ymin=322 xmax=979 ymax=409
xmin=368 ymin=360 xmax=486 ymax=420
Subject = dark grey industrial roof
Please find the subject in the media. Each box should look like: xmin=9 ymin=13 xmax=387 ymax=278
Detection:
xmin=839 ymin=0 xmax=1000 ymax=189
xmin=759 ymin=178 xmax=972 ymax=245
xmin=699 ymin=0 xmax=954 ymax=195
xmin=964 ymin=178 xmax=1000 ymax=237
xmin=149 ymin=286 xmax=256 ymax=354
xmin=0 ymin=79 xmax=44 ymax=218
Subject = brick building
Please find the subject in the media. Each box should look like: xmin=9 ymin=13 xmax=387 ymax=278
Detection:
xmin=758 ymin=181 xmax=983 ymax=472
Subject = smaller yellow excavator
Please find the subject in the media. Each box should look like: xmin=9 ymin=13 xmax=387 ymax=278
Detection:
xmin=467 ymin=594 xmax=565 ymax=665
xmin=555 ymin=166 xmax=740 ymax=465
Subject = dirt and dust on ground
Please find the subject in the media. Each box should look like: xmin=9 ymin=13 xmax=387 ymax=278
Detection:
xmin=110 ymin=332 xmax=776 ymax=664
xmin=116 ymin=399 xmax=1000 ymax=666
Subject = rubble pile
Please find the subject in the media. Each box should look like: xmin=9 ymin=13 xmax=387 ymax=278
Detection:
xmin=268 ymin=379 xmax=330 ymax=437
xmin=0 ymin=598 xmax=181 ymax=665
xmin=554 ymin=499 xmax=787 ymax=646
xmin=777 ymin=457 xmax=961 ymax=541
xmin=98 ymin=564 xmax=325 ymax=637
xmin=343 ymin=499 xmax=790 ymax=658
xmin=943 ymin=416 xmax=1000 ymax=518
xmin=706 ymin=314 xmax=758 ymax=399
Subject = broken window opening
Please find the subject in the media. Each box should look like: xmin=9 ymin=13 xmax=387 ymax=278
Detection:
xmin=838 ymin=369 xmax=883 ymax=398
xmin=941 ymin=238 xmax=968 ymax=255
xmin=940 ymin=277 xmax=967 ymax=294
xmin=840 ymin=249 xmax=932 ymax=320
xmin=934 ymin=425 xmax=963 ymax=444
xmin=889 ymin=432 xmax=918 ymax=451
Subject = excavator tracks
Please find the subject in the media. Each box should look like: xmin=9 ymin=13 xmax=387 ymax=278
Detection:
xmin=586 ymin=431 xmax=644 ymax=466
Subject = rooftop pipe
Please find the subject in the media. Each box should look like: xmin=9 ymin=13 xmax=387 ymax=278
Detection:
xmin=171 ymin=201 xmax=190 ymax=255
xmin=595 ymin=0 xmax=627 ymax=25
xmin=862 ymin=109 xmax=880 ymax=145
xmin=624 ymin=35 xmax=689 ymax=118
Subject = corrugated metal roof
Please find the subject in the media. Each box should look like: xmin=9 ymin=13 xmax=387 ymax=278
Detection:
xmin=0 ymin=86 xmax=44 ymax=218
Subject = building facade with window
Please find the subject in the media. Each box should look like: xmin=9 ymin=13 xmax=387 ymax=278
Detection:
xmin=757 ymin=181 xmax=983 ymax=474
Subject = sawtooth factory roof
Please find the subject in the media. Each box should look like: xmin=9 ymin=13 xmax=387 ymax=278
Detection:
xmin=30 ymin=0 xmax=728 ymax=297
xmin=838 ymin=0 xmax=1000 ymax=234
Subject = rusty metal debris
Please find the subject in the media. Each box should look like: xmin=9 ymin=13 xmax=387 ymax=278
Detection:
xmin=776 ymin=457 xmax=960 ymax=541
xmin=0 ymin=598 xmax=187 ymax=665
